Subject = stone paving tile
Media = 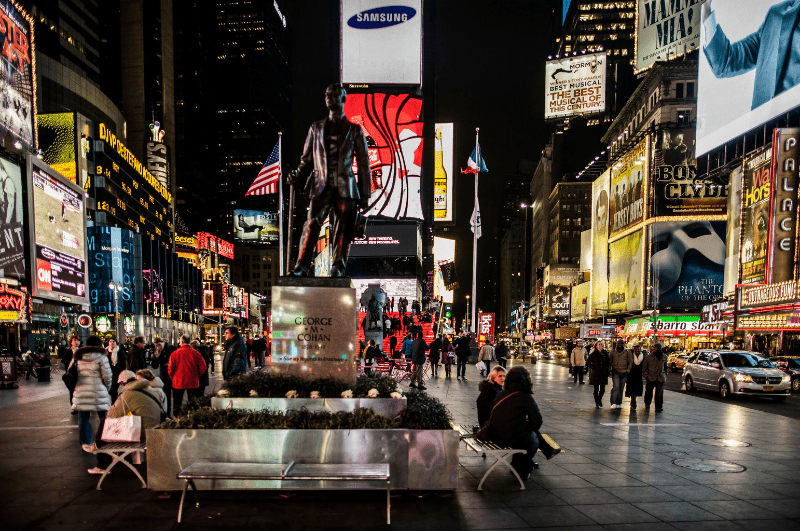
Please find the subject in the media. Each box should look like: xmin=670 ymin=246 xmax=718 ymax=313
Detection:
xmin=655 ymin=484 xmax=736 ymax=502
xmin=692 ymin=501 xmax=784 ymax=520
xmin=603 ymin=486 xmax=682 ymax=503
xmin=734 ymin=520 xmax=800 ymax=531
xmin=634 ymin=502 xmax=726 ymax=522
xmin=573 ymin=503 xmax=661 ymax=525
xmin=600 ymin=524 xmax=679 ymax=531
xmin=513 ymin=504 xmax=598 ymax=527
xmin=549 ymin=486 xmax=624 ymax=505
xmin=745 ymin=498 xmax=800 ymax=519
xmin=669 ymin=522 xmax=749 ymax=531
xmin=453 ymin=507 xmax=530 ymax=530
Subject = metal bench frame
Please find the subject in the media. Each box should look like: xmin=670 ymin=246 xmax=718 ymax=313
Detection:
xmin=176 ymin=461 xmax=391 ymax=524
xmin=454 ymin=424 xmax=528 ymax=491
xmin=92 ymin=441 xmax=147 ymax=490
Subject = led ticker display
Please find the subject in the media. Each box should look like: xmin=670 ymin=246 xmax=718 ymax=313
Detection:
xmin=27 ymin=157 xmax=87 ymax=304
xmin=93 ymin=123 xmax=172 ymax=246
xmin=0 ymin=1 xmax=35 ymax=150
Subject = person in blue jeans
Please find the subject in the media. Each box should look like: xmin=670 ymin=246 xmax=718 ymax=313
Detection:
xmin=609 ymin=339 xmax=633 ymax=409
xmin=71 ymin=335 xmax=112 ymax=453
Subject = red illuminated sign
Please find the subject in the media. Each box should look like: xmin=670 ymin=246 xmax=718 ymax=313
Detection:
xmin=0 ymin=283 xmax=27 ymax=321
xmin=197 ymin=232 xmax=234 ymax=260
xmin=478 ymin=312 xmax=494 ymax=344
xmin=36 ymin=259 xmax=52 ymax=291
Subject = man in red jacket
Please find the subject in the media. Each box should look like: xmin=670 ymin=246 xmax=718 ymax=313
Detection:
xmin=167 ymin=334 xmax=207 ymax=414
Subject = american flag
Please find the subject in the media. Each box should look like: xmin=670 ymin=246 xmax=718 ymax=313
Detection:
xmin=246 ymin=142 xmax=280 ymax=195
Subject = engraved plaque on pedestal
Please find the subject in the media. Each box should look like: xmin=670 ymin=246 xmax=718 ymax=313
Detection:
xmin=271 ymin=278 xmax=358 ymax=384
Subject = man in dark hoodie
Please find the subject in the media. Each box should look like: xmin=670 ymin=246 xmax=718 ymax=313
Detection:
xmin=222 ymin=325 xmax=247 ymax=380
xmin=643 ymin=341 xmax=668 ymax=412
xmin=409 ymin=335 xmax=429 ymax=389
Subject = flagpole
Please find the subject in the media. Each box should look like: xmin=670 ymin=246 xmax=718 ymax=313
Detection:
xmin=472 ymin=127 xmax=479 ymax=335
xmin=278 ymin=132 xmax=284 ymax=276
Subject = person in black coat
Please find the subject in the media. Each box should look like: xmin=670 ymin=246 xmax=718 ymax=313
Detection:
xmin=476 ymin=366 xmax=506 ymax=428
xmin=625 ymin=341 xmax=645 ymax=409
xmin=389 ymin=335 xmax=398 ymax=358
xmin=587 ymin=341 xmax=610 ymax=409
xmin=106 ymin=338 xmax=127 ymax=403
xmin=191 ymin=340 xmax=211 ymax=397
xmin=428 ymin=337 xmax=442 ymax=377
xmin=495 ymin=341 xmax=509 ymax=368
xmin=487 ymin=366 xmax=544 ymax=479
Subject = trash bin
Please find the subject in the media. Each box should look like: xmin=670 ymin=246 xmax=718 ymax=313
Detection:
xmin=37 ymin=366 xmax=50 ymax=382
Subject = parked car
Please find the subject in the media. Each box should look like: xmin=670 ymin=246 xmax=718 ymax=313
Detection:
xmin=668 ymin=353 xmax=691 ymax=373
xmin=772 ymin=357 xmax=800 ymax=392
xmin=683 ymin=350 xmax=791 ymax=401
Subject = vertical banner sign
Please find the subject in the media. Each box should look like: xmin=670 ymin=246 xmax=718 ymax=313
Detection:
xmin=740 ymin=145 xmax=772 ymax=285
xmin=544 ymin=52 xmax=607 ymax=120
xmin=610 ymin=138 xmax=647 ymax=238
xmin=769 ymin=128 xmax=800 ymax=284
xmin=0 ymin=1 xmax=35 ymax=150
xmin=478 ymin=312 xmax=494 ymax=345
xmin=0 ymin=157 xmax=25 ymax=278
xmin=724 ymin=166 xmax=743 ymax=296
xmin=634 ymin=0 xmax=701 ymax=74
xmin=591 ymin=169 xmax=611 ymax=316
xmin=608 ymin=230 xmax=644 ymax=311
xmin=434 ymin=123 xmax=454 ymax=222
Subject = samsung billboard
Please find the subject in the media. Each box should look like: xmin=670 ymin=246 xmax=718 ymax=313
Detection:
xmin=341 ymin=0 xmax=422 ymax=85
xmin=697 ymin=0 xmax=800 ymax=154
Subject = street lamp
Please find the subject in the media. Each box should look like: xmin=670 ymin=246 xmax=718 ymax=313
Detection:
xmin=108 ymin=281 xmax=124 ymax=342
xmin=465 ymin=295 xmax=471 ymax=333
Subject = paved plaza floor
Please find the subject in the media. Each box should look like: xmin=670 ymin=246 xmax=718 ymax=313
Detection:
xmin=1 ymin=358 xmax=799 ymax=530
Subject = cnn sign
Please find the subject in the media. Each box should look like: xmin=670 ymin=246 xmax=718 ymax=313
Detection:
xmin=478 ymin=312 xmax=494 ymax=344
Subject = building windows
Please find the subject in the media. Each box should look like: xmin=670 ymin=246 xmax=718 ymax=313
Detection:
xmin=677 ymin=109 xmax=692 ymax=126
xmin=675 ymin=82 xmax=684 ymax=99
xmin=686 ymin=82 xmax=695 ymax=98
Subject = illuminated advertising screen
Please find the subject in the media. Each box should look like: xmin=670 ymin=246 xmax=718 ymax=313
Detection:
xmin=94 ymin=124 xmax=173 ymax=245
xmin=352 ymin=278 xmax=418 ymax=305
xmin=634 ymin=0 xmax=701 ymax=74
xmin=0 ymin=157 xmax=24 ymax=278
xmin=197 ymin=232 xmax=234 ymax=260
xmin=433 ymin=236 xmax=455 ymax=303
xmin=478 ymin=312 xmax=495 ymax=344
xmin=544 ymin=285 xmax=570 ymax=318
xmin=652 ymin=128 xmax=727 ymax=217
xmin=768 ymin=128 xmax=800 ymax=284
xmin=27 ymin=158 xmax=87 ymax=304
xmin=740 ymin=145 xmax=772 ymax=285
xmin=0 ymin=1 xmax=34 ymax=150
xmin=350 ymin=223 xmax=419 ymax=257
xmin=434 ymin=123 xmax=454 ymax=223
xmin=609 ymin=137 xmax=647 ymax=238
xmin=544 ymin=52 xmax=606 ymax=119
xmin=649 ymin=221 xmax=725 ymax=308
xmin=570 ymin=282 xmax=591 ymax=320
xmin=87 ymin=226 xmax=137 ymax=314
xmin=341 ymin=0 xmax=422 ymax=85
xmin=233 ymin=209 xmax=278 ymax=244
xmin=608 ymin=229 xmax=644 ymax=312
xmin=38 ymin=113 xmax=77 ymax=184
xmin=697 ymin=0 xmax=800 ymax=154
xmin=724 ymin=165 xmax=743 ymax=296
xmin=344 ymin=93 xmax=423 ymax=220
xmin=591 ymin=169 xmax=610 ymax=315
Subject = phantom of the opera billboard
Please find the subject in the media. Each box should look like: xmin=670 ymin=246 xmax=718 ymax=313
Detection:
xmin=344 ymin=93 xmax=424 ymax=220
xmin=648 ymin=221 xmax=725 ymax=309
xmin=591 ymin=169 xmax=611 ymax=316
xmin=696 ymin=0 xmax=800 ymax=154
xmin=609 ymin=138 xmax=647 ymax=239
xmin=651 ymin=128 xmax=728 ymax=217
xmin=634 ymin=0 xmax=702 ymax=74
xmin=544 ymin=52 xmax=607 ymax=120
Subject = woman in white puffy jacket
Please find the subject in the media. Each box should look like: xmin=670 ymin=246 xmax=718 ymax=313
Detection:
xmin=70 ymin=335 xmax=112 ymax=453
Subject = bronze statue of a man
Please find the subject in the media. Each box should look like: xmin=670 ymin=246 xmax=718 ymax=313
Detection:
xmin=288 ymin=84 xmax=370 ymax=277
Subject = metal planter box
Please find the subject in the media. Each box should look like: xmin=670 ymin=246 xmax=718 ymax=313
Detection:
xmin=146 ymin=428 xmax=458 ymax=491
xmin=210 ymin=397 xmax=407 ymax=418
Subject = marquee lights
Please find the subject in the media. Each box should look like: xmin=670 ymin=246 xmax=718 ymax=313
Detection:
xmin=738 ymin=280 xmax=797 ymax=311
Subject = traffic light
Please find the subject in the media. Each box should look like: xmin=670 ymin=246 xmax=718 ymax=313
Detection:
xmin=444 ymin=304 xmax=452 ymax=319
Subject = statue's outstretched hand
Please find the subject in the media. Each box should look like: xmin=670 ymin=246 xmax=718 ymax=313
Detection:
xmin=287 ymin=169 xmax=298 ymax=186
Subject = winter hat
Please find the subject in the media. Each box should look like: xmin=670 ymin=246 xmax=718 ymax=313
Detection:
xmin=118 ymin=370 xmax=136 ymax=384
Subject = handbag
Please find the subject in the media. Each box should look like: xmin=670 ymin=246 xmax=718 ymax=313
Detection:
xmin=476 ymin=360 xmax=486 ymax=372
xmin=101 ymin=397 xmax=142 ymax=442
xmin=475 ymin=391 xmax=520 ymax=442
xmin=62 ymin=361 xmax=77 ymax=392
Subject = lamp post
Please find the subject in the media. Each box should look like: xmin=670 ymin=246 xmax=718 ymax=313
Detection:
xmin=465 ymin=295 xmax=471 ymax=333
xmin=108 ymin=281 xmax=123 ymax=342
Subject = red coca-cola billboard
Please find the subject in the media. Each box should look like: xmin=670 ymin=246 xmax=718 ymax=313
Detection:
xmin=478 ymin=312 xmax=495 ymax=345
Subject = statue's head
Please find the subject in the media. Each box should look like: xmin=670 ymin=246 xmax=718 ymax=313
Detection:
xmin=325 ymin=84 xmax=346 ymax=111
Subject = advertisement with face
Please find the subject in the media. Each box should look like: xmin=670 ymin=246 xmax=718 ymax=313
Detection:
xmin=0 ymin=157 xmax=24 ymax=278
xmin=233 ymin=209 xmax=278 ymax=244
xmin=652 ymin=128 xmax=728 ymax=217
xmin=634 ymin=0 xmax=701 ymax=73
xmin=649 ymin=221 xmax=725 ymax=308
xmin=545 ymin=52 xmax=606 ymax=119
xmin=28 ymin=158 xmax=87 ymax=304
xmin=609 ymin=138 xmax=647 ymax=238
xmin=0 ymin=2 xmax=34 ymax=149
xmin=545 ymin=285 xmax=570 ymax=318
xmin=344 ymin=93 xmax=423 ymax=220
xmin=341 ymin=0 xmax=422 ymax=85
xmin=724 ymin=165 xmax=743 ymax=296
xmin=740 ymin=145 xmax=772 ymax=285
xmin=591 ymin=170 xmax=611 ymax=315
xmin=608 ymin=230 xmax=644 ymax=312
xmin=697 ymin=0 xmax=800 ymax=154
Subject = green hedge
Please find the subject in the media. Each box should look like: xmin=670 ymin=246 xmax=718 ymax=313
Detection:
xmin=220 ymin=372 xmax=401 ymax=399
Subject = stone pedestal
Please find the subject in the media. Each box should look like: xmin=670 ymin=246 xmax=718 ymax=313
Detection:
xmin=271 ymin=277 xmax=358 ymax=384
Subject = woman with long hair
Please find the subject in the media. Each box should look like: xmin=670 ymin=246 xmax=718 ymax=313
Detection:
xmin=441 ymin=337 xmax=455 ymax=379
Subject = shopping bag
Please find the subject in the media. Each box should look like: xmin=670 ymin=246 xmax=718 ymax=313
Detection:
xmin=475 ymin=361 xmax=486 ymax=372
xmin=101 ymin=414 xmax=142 ymax=442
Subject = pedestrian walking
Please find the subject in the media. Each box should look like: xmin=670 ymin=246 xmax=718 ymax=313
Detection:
xmin=222 ymin=325 xmax=248 ymax=380
xmin=456 ymin=333 xmax=472 ymax=380
xmin=127 ymin=336 xmax=147 ymax=372
xmin=63 ymin=336 xmax=80 ymax=412
xmin=478 ymin=340 xmax=495 ymax=376
xmin=570 ymin=341 xmax=586 ymax=384
xmin=587 ymin=341 xmax=610 ymax=409
xmin=364 ymin=339 xmax=378 ymax=376
xmin=643 ymin=342 xmax=667 ymax=411
xmin=609 ymin=338 xmax=633 ymax=409
xmin=389 ymin=335 xmax=398 ymax=359
xmin=251 ymin=334 xmax=267 ymax=369
xmin=106 ymin=337 xmax=126 ymax=403
xmin=495 ymin=341 xmax=508 ymax=368
xmin=409 ymin=336 xmax=429 ymax=389
xmin=401 ymin=334 xmax=413 ymax=362
xmin=625 ymin=342 xmax=644 ymax=409
xmin=442 ymin=337 xmax=455 ymax=378
xmin=71 ymin=335 xmax=112 ymax=453
xmin=191 ymin=340 xmax=211 ymax=397
xmin=476 ymin=366 xmax=506 ymax=428
xmin=168 ymin=334 xmax=207 ymax=413
xmin=428 ymin=336 xmax=442 ymax=377
xmin=150 ymin=338 xmax=176 ymax=417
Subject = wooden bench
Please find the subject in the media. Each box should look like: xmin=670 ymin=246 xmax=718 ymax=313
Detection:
xmin=453 ymin=424 xmax=529 ymax=491
xmin=92 ymin=442 xmax=147 ymax=490
xmin=176 ymin=461 xmax=391 ymax=524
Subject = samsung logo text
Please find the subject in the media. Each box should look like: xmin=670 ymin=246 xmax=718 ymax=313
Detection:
xmin=348 ymin=6 xmax=416 ymax=29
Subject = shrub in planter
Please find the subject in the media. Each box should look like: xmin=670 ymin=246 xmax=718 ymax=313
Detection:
xmin=220 ymin=372 xmax=401 ymax=399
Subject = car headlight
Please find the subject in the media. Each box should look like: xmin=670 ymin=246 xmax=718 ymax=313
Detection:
xmin=782 ymin=375 xmax=791 ymax=383
xmin=733 ymin=373 xmax=752 ymax=382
